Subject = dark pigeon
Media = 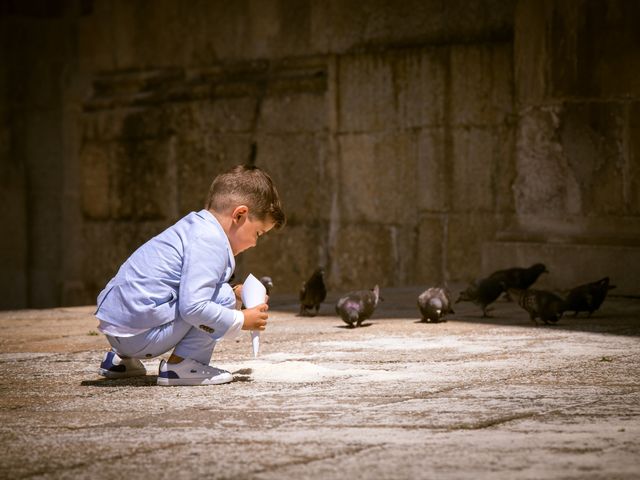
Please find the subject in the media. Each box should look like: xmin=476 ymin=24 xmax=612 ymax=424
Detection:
xmin=455 ymin=276 xmax=505 ymax=317
xmin=508 ymin=288 xmax=566 ymax=325
xmin=564 ymin=277 xmax=616 ymax=317
xmin=299 ymin=268 xmax=327 ymax=316
xmin=489 ymin=263 xmax=548 ymax=300
xmin=417 ymin=287 xmax=454 ymax=323
xmin=336 ymin=285 xmax=381 ymax=328
xmin=259 ymin=276 xmax=274 ymax=296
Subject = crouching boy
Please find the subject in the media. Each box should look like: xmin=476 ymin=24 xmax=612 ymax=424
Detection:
xmin=95 ymin=164 xmax=285 ymax=385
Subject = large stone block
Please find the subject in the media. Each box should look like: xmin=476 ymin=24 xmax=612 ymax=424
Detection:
xmin=259 ymin=92 xmax=327 ymax=134
xmin=450 ymin=43 xmax=514 ymax=126
xmin=415 ymin=213 xmax=446 ymax=285
xmin=176 ymin=133 xmax=253 ymax=214
xmin=446 ymin=212 xmax=504 ymax=283
xmin=82 ymin=137 xmax=177 ymax=221
xmin=256 ymin=132 xmax=330 ymax=225
xmin=181 ymin=98 xmax=258 ymax=134
xmin=80 ymin=142 xmax=110 ymax=220
xmin=416 ymin=127 xmax=447 ymax=212
xmin=514 ymin=0 xmax=552 ymax=105
xmin=517 ymin=0 xmax=640 ymax=102
xmin=395 ymin=49 xmax=447 ymax=129
xmin=338 ymin=48 xmax=448 ymax=132
xmin=549 ymin=0 xmax=640 ymax=99
xmin=559 ymin=102 xmax=628 ymax=216
xmin=338 ymin=53 xmax=395 ymax=132
xmin=451 ymin=125 xmax=516 ymax=213
xmin=514 ymin=105 xmax=568 ymax=217
xmin=327 ymin=223 xmax=417 ymax=291
xmin=515 ymin=102 xmax=635 ymax=231
xmin=338 ymin=131 xmax=418 ymax=225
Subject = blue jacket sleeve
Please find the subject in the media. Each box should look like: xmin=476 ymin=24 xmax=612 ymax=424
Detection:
xmin=178 ymin=231 xmax=236 ymax=339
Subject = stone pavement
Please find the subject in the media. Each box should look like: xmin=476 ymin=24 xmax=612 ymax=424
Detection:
xmin=1 ymin=287 xmax=639 ymax=479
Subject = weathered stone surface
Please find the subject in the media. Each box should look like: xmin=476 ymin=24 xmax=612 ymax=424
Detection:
xmin=415 ymin=213 xmax=446 ymax=284
xmin=338 ymin=48 xmax=448 ymax=132
xmin=1 ymin=290 xmax=638 ymax=479
xmin=338 ymin=131 xmax=418 ymax=225
xmin=257 ymin=133 xmax=330 ymax=225
xmin=514 ymin=105 xmax=567 ymax=217
xmin=516 ymin=0 xmax=640 ymax=103
xmin=416 ymin=127 xmax=447 ymax=212
xmin=327 ymin=223 xmax=417 ymax=290
xmin=450 ymin=43 xmax=514 ymax=126
xmin=396 ymin=49 xmax=447 ymax=129
xmin=447 ymin=212 xmax=506 ymax=283
xmin=548 ymin=0 xmax=640 ymax=99
xmin=260 ymin=92 xmax=327 ymax=134
xmin=559 ymin=102 xmax=627 ymax=215
xmin=4 ymin=0 xmax=640 ymax=307
xmin=176 ymin=133 xmax=253 ymax=213
xmin=338 ymin=53 xmax=395 ymax=132
xmin=451 ymin=126 xmax=516 ymax=213
xmin=311 ymin=0 xmax=515 ymax=53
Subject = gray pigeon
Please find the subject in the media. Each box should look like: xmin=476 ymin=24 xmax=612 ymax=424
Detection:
xmin=417 ymin=287 xmax=454 ymax=323
xmin=299 ymin=268 xmax=327 ymax=316
xmin=508 ymin=288 xmax=565 ymax=325
xmin=259 ymin=276 xmax=274 ymax=296
xmin=564 ymin=277 xmax=616 ymax=317
xmin=336 ymin=285 xmax=381 ymax=328
xmin=455 ymin=276 xmax=505 ymax=317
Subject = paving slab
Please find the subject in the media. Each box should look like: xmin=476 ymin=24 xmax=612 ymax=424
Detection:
xmin=1 ymin=287 xmax=639 ymax=479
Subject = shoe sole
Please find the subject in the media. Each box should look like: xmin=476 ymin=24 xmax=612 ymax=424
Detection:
xmin=98 ymin=368 xmax=147 ymax=379
xmin=157 ymin=373 xmax=233 ymax=386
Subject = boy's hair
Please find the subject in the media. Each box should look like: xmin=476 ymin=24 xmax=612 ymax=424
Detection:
xmin=205 ymin=164 xmax=286 ymax=229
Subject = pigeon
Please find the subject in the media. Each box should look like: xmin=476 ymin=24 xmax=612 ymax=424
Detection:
xmin=336 ymin=285 xmax=381 ymax=328
xmin=508 ymin=288 xmax=566 ymax=325
xmin=455 ymin=276 xmax=505 ymax=317
xmin=489 ymin=263 xmax=548 ymax=300
xmin=299 ymin=268 xmax=327 ymax=316
xmin=259 ymin=276 xmax=274 ymax=296
xmin=564 ymin=277 xmax=616 ymax=317
xmin=417 ymin=287 xmax=454 ymax=323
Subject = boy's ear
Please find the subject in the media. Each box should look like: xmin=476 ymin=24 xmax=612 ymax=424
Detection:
xmin=231 ymin=205 xmax=249 ymax=223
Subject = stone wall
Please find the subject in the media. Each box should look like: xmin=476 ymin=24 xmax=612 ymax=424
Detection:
xmin=2 ymin=0 xmax=638 ymax=309
xmin=483 ymin=0 xmax=640 ymax=295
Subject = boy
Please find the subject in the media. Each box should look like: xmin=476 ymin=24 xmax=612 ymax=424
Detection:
xmin=95 ymin=164 xmax=285 ymax=386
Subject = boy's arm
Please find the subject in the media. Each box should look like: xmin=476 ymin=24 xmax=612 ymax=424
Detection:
xmin=178 ymin=233 xmax=239 ymax=340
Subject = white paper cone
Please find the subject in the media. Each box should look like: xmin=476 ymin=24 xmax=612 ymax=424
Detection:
xmin=241 ymin=274 xmax=266 ymax=357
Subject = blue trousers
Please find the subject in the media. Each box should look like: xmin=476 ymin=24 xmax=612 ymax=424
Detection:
xmin=106 ymin=318 xmax=216 ymax=365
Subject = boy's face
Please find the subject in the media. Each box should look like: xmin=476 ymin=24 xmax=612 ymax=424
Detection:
xmin=228 ymin=206 xmax=275 ymax=255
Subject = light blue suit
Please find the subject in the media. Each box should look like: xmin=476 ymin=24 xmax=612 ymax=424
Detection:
xmin=95 ymin=210 xmax=242 ymax=364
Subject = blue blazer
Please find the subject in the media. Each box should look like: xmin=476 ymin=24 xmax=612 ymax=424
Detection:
xmin=96 ymin=210 xmax=237 ymax=340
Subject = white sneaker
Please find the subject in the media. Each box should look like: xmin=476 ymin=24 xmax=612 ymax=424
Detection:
xmin=157 ymin=358 xmax=233 ymax=386
xmin=98 ymin=351 xmax=146 ymax=379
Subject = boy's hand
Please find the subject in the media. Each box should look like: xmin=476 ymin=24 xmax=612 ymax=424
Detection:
xmin=242 ymin=303 xmax=269 ymax=331
xmin=232 ymin=284 xmax=243 ymax=302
